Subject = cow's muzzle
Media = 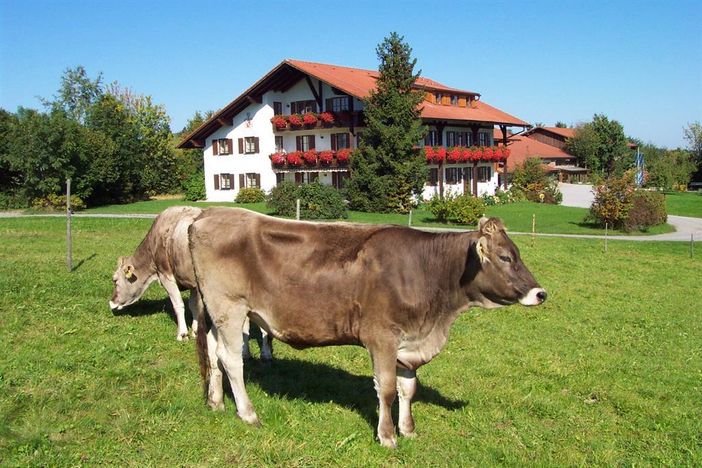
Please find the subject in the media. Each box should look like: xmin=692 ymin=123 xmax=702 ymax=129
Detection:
xmin=519 ymin=288 xmax=547 ymax=306
xmin=109 ymin=300 xmax=124 ymax=311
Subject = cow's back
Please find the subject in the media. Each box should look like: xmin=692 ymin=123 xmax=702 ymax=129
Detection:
xmin=149 ymin=206 xmax=202 ymax=289
xmin=189 ymin=207 xmax=469 ymax=347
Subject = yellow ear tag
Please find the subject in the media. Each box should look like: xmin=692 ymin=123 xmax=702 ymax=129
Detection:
xmin=124 ymin=267 xmax=133 ymax=279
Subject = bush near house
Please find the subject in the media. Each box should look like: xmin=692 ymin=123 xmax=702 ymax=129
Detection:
xmin=510 ymin=157 xmax=562 ymax=204
xmin=428 ymin=191 xmax=486 ymax=225
xmin=235 ymin=187 xmax=266 ymax=204
xmin=623 ymin=191 xmax=667 ymax=232
xmin=267 ymin=181 xmax=347 ymax=220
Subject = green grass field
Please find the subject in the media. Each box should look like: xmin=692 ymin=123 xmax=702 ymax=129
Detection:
xmin=81 ymin=198 xmax=675 ymax=236
xmin=664 ymin=191 xmax=702 ymax=218
xmin=1 ymin=217 xmax=700 ymax=465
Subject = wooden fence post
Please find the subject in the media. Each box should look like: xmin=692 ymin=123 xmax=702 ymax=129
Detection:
xmin=66 ymin=178 xmax=73 ymax=272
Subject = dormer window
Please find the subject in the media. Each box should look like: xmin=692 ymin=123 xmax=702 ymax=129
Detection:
xmin=451 ymin=95 xmax=458 ymax=106
xmin=434 ymin=92 xmax=442 ymax=104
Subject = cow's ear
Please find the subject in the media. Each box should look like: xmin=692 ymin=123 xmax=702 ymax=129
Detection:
xmin=118 ymin=256 xmax=126 ymax=267
xmin=479 ymin=217 xmax=502 ymax=237
xmin=476 ymin=236 xmax=490 ymax=264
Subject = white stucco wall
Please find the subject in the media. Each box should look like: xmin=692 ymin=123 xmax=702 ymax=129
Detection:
xmin=202 ymin=74 xmax=503 ymax=202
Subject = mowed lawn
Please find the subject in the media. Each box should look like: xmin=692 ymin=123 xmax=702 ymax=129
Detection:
xmin=0 ymin=216 xmax=700 ymax=465
xmin=82 ymin=198 xmax=675 ymax=236
xmin=664 ymin=191 xmax=702 ymax=218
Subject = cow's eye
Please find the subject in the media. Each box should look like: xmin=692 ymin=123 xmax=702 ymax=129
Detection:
xmin=499 ymin=255 xmax=512 ymax=263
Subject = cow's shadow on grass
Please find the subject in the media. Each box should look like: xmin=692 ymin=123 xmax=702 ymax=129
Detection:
xmin=242 ymin=356 xmax=466 ymax=430
xmin=111 ymin=299 xmax=194 ymax=325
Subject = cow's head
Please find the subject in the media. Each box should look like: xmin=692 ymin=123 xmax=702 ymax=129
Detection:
xmin=462 ymin=217 xmax=547 ymax=308
xmin=109 ymin=256 xmax=156 ymax=311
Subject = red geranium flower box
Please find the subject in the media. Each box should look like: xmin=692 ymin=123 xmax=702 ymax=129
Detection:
xmin=424 ymin=146 xmax=435 ymax=162
xmin=336 ymin=148 xmax=351 ymax=163
xmin=271 ymin=153 xmax=286 ymax=166
xmin=288 ymin=114 xmax=303 ymax=128
xmin=434 ymin=147 xmax=446 ymax=163
xmin=447 ymin=147 xmax=461 ymax=163
xmin=319 ymin=150 xmax=333 ymax=165
xmin=319 ymin=112 xmax=335 ymax=125
xmin=302 ymin=113 xmax=318 ymax=126
xmin=270 ymin=116 xmax=287 ymax=130
xmin=287 ymin=151 xmax=303 ymax=166
xmin=303 ymin=150 xmax=318 ymax=165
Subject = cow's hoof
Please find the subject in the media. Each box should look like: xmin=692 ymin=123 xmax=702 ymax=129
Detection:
xmin=378 ymin=435 xmax=397 ymax=449
xmin=208 ymin=401 xmax=225 ymax=412
xmin=239 ymin=413 xmax=261 ymax=427
xmin=400 ymin=430 xmax=417 ymax=439
xmin=260 ymin=356 xmax=273 ymax=365
xmin=177 ymin=333 xmax=189 ymax=342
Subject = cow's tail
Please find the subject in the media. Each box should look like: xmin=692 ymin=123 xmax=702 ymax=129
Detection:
xmin=195 ymin=297 xmax=211 ymax=400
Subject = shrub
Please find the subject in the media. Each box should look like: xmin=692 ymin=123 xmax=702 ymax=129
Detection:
xmin=587 ymin=172 xmax=635 ymax=229
xmin=235 ymin=187 xmax=266 ymax=204
xmin=623 ymin=191 xmax=667 ymax=232
xmin=0 ymin=192 xmax=28 ymax=210
xmin=267 ymin=181 xmax=347 ymax=220
xmin=429 ymin=192 xmax=486 ymax=225
xmin=32 ymin=194 xmax=86 ymax=211
xmin=510 ymin=157 xmax=562 ymax=204
xmin=184 ymin=170 xmax=206 ymax=201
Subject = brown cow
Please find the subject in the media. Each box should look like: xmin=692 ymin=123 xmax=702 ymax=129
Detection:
xmin=189 ymin=208 xmax=546 ymax=448
xmin=109 ymin=206 xmax=273 ymax=359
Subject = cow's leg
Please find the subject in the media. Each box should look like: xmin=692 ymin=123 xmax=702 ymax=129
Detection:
xmin=369 ymin=345 xmax=399 ymax=448
xmin=160 ymin=275 xmax=188 ymax=341
xmin=260 ymin=328 xmax=273 ymax=362
xmin=397 ymin=367 xmax=417 ymax=438
xmin=205 ymin=324 xmax=225 ymax=411
xmin=242 ymin=316 xmax=252 ymax=360
xmin=188 ymin=289 xmax=202 ymax=338
xmin=212 ymin=302 xmax=259 ymax=426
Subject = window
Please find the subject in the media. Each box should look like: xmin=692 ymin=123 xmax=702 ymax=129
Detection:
xmin=451 ymin=95 xmax=458 ymax=106
xmin=214 ymin=173 xmax=234 ymax=190
xmin=213 ymin=138 xmax=233 ymax=155
xmin=275 ymin=136 xmax=284 ymax=152
xmin=331 ymin=133 xmax=350 ymax=150
xmin=434 ymin=92 xmax=442 ymax=104
xmin=425 ymin=130 xmax=438 ymax=147
xmin=239 ymin=173 xmax=261 ymax=189
xmin=275 ymin=173 xmax=285 ymax=185
xmin=296 ymin=135 xmax=315 ymax=151
xmin=445 ymin=167 xmax=462 ymax=184
xmin=307 ymin=172 xmax=319 ymax=183
xmin=291 ymin=100 xmax=317 ymax=114
xmin=427 ymin=168 xmax=439 ymax=186
xmin=326 ymin=97 xmax=349 ymax=112
xmin=294 ymin=172 xmax=304 ymax=185
xmin=273 ymin=101 xmax=283 ymax=115
xmin=446 ymin=131 xmax=456 ymax=147
xmin=477 ymin=166 xmax=491 ymax=183
xmin=478 ymin=132 xmax=490 ymax=147
xmin=237 ymin=137 xmax=259 ymax=154
xmin=332 ymin=171 xmax=349 ymax=190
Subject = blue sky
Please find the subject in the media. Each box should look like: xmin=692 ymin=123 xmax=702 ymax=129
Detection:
xmin=1 ymin=0 xmax=701 ymax=148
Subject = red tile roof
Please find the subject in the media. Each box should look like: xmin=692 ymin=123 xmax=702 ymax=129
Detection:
xmin=501 ymin=135 xmax=574 ymax=172
xmin=178 ymin=59 xmax=530 ymax=148
xmin=527 ymin=126 xmax=576 ymax=139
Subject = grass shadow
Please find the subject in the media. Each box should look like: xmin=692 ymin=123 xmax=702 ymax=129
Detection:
xmin=243 ymin=356 xmax=466 ymax=430
xmin=71 ymin=253 xmax=97 ymax=272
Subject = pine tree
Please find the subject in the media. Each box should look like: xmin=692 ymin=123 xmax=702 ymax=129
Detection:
xmin=347 ymin=32 xmax=427 ymax=213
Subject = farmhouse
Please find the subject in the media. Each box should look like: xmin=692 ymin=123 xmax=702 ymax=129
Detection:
xmin=495 ymin=128 xmax=587 ymax=183
xmin=178 ymin=59 xmax=531 ymax=201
